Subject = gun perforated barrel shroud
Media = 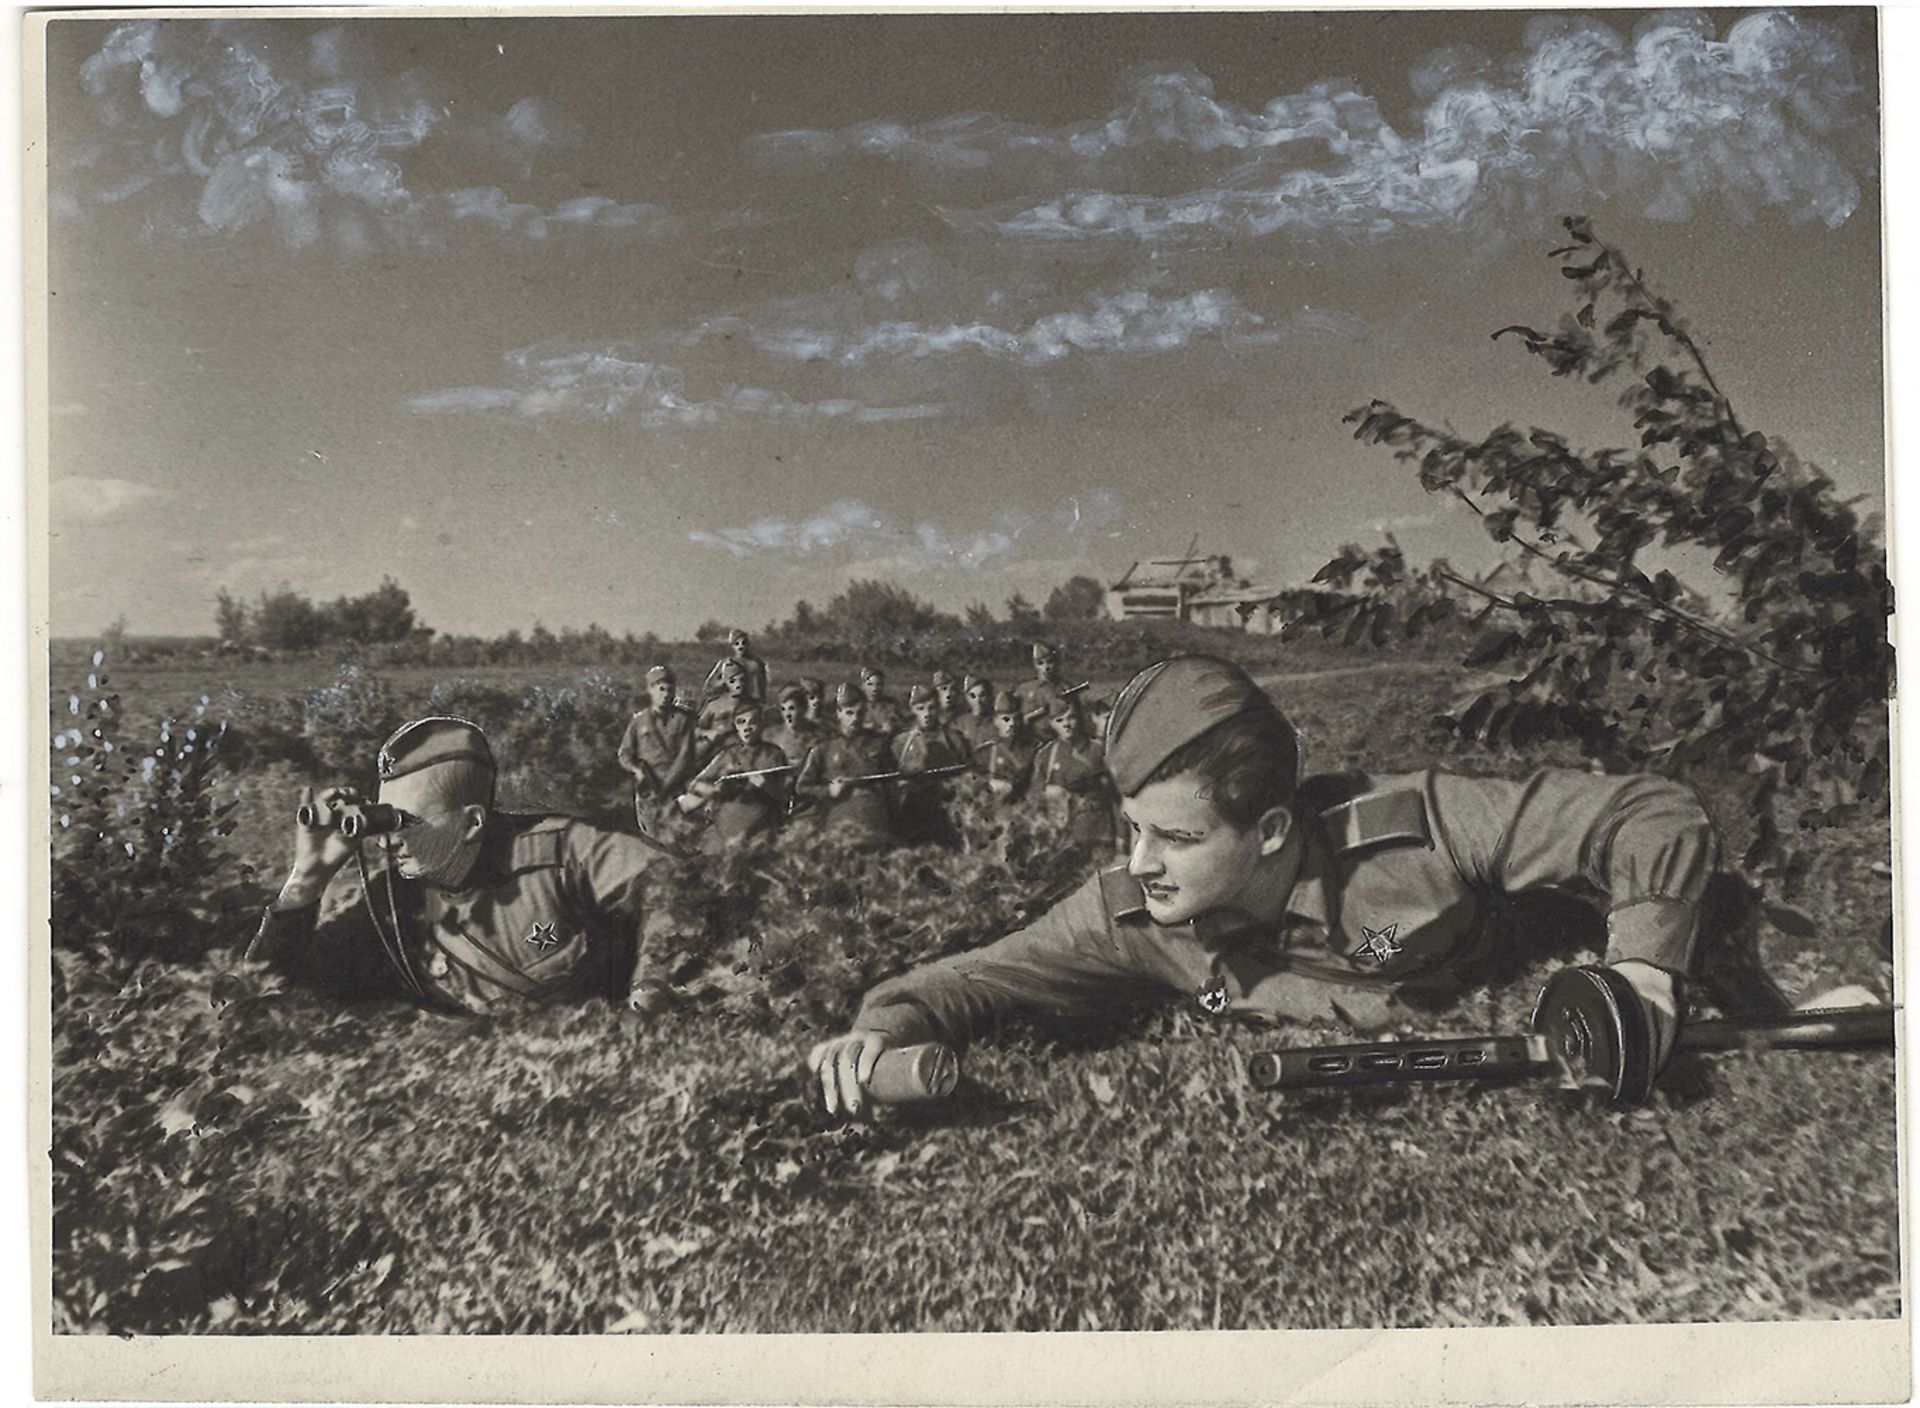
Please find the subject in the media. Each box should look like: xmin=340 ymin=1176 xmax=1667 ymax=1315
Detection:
xmin=1247 ymin=1035 xmax=1550 ymax=1091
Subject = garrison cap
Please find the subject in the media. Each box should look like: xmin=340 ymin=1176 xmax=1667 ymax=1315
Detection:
xmin=718 ymin=659 xmax=744 ymax=680
xmin=1104 ymin=655 xmax=1285 ymax=795
xmin=964 ymin=674 xmax=991 ymax=694
xmin=777 ymin=682 xmax=807 ymax=705
xmin=1033 ymin=641 xmax=1061 ymax=662
xmin=908 ymin=683 xmax=936 ymax=706
xmin=835 ymin=681 xmax=865 ymax=709
xmin=1048 ymin=693 xmax=1080 ymax=720
xmin=646 ymin=664 xmax=675 ymax=685
xmin=732 ymin=698 xmax=761 ymax=720
xmin=860 ymin=664 xmax=884 ymax=683
xmin=799 ymin=676 xmax=825 ymax=695
xmin=993 ymin=689 xmax=1020 ymax=715
xmin=931 ymin=669 xmax=956 ymax=688
xmin=377 ymin=716 xmax=494 ymax=782
xmin=728 ymin=627 xmax=749 ymax=645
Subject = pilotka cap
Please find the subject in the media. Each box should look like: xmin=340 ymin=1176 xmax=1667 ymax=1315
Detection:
xmin=1103 ymin=656 xmax=1286 ymax=795
xmin=1033 ymin=641 xmax=1060 ymax=661
xmin=992 ymin=689 xmax=1020 ymax=715
xmin=908 ymin=683 xmax=936 ymax=705
xmin=931 ymin=669 xmax=956 ymax=688
xmin=777 ymin=682 xmax=807 ymax=705
xmin=646 ymin=664 xmax=674 ymax=684
xmin=835 ymin=681 xmax=864 ymax=708
xmin=860 ymin=665 xmax=884 ymax=683
xmin=377 ymin=716 xmax=495 ymax=782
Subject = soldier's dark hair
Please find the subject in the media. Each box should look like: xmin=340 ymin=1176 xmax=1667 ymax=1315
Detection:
xmin=1138 ymin=706 xmax=1299 ymax=829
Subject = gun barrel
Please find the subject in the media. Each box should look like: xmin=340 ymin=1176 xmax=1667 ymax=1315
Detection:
xmin=1247 ymin=1035 xmax=1551 ymax=1091
xmin=1680 ymin=1004 xmax=1898 ymax=1052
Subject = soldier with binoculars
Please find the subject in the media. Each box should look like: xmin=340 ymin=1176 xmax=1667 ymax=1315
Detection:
xmin=247 ymin=716 xmax=672 ymax=1017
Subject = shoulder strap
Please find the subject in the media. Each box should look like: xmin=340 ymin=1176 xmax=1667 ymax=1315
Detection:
xmin=507 ymin=816 xmax=570 ymax=873
xmin=1319 ymin=786 xmax=1433 ymax=855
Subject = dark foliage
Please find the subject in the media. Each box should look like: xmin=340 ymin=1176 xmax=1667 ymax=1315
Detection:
xmin=1295 ymin=218 xmax=1892 ymax=892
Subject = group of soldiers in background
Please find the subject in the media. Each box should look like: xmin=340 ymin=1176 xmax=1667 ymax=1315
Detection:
xmin=614 ymin=627 xmax=1119 ymax=859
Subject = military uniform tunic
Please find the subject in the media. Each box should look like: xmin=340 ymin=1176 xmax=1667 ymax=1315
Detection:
xmin=976 ymin=734 xmax=1040 ymax=801
xmin=953 ymin=712 xmax=998 ymax=754
xmin=890 ymin=724 xmax=972 ymax=847
xmin=617 ymin=704 xmax=699 ymax=824
xmin=854 ymin=767 xmax=1716 ymax=1045
xmin=687 ymin=739 xmax=791 ymax=852
xmin=1032 ymin=735 xmax=1116 ymax=850
xmin=860 ymin=695 xmax=904 ymax=740
xmin=1015 ymin=677 xmax=1084 ymax=728
xmin=795 ymin=732 xmax=898 ymax=848
xmin=696 ymin=695 xmax=752 ymax=756
xmin=246 ymin=814 xmax=660 ymax=1015
xmin=764 ymin=720 xmax=824 ymax=768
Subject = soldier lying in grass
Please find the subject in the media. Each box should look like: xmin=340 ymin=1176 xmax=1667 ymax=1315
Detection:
xmin=809 ymin=654 xmax=1717 ymax=1117
xmin=247 ymin=716 xmax=672 ymax=1017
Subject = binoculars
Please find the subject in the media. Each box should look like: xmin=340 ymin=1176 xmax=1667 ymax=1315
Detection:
xmin=296 ymin=798 xmax=409 ymax=840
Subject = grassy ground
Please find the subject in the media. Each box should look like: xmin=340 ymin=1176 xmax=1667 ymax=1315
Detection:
xmin=47 ymin=645 xmax=1900 ymax=1333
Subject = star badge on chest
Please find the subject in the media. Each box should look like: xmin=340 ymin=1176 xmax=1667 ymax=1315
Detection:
xmin=1357 ymin=922 xmax=1402 ymax=965
xmin=525 ymin=921 xmax=560 ymax=953
xmin=1196 ymin=977 xmax=1231 ymax=1016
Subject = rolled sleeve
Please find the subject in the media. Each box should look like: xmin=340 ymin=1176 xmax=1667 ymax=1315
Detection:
xmin=1431 ymin=768 xmax=1718 ymax=971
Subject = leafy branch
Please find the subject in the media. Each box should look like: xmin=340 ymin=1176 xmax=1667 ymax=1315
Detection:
xmin=1285 ymin=217 xmax=1892 ymax=890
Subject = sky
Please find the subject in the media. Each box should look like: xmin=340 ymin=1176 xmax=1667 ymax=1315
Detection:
xmin=40 ymin=7 xmax=1885 ymax=640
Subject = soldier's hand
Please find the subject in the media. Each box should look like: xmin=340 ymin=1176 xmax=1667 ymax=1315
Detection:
xmin=281 ymin=785 xmax=359 ymax=908
xmin=808 ymin=1029 xmax=895 ymax=1118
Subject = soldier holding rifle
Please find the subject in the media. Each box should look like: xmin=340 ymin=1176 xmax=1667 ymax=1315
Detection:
xmin=616 ymin=664 xmax=698 ymax=831
xmin=794 ymin=682 xmax=899 ymax=850
xmin=1015 ymin=641 xmax=1086 ymax=730
xmin=1032 ymin=694 xmax=1117 ymax=861
xmin=678 ymin=700 xmax=792 ymax=853
xmin=890 ymin=683 xmax=972 ymax=848
xmin=954 ymin=674 xmax=997 ymax=752
xmin=248 ymin=716 xmax=673 ymax=1018
xmin=809 ymin=655 xmax=1718 ymax=1117
xmin=976 ymin=689 xmax=1039 ymax=801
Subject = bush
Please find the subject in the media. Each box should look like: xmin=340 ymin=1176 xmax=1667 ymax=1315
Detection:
xmin=50 ymin=654 xmax=252 ymax=968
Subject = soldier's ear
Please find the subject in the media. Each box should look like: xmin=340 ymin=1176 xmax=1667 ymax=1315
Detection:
xmin=1255 ymin=804 xmax=1293 ymax=858
xmin=459 ymin=803 xmax=487 ymax=839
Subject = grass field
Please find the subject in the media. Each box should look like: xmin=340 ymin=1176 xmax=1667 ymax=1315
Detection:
xmin=47 ymin=641 xmax=1901 ymax=1333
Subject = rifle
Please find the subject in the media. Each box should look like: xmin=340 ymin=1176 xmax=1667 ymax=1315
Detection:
xmin=1021 ymin=680 xmax=1091 ymax=722
xmin=1248 ymin=965 xmax=1897 ymax=1105
xmin=837 ymin=762 xmax=973 ymax=787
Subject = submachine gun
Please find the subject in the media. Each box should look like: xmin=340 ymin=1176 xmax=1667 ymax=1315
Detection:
xmin=1248 ymin=964 xmax=1897 ymax=1105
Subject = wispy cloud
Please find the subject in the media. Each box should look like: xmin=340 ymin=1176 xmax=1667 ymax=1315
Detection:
xmin=703 ymin=287 xmax=1363 ymax=367
xmin=53 ymin=476 xmax=166 ymax=521
xmin=404 ymin=344 xmax=949 ymax=427
xmin=755 ymin=12 xmax=1869 ymax=251
xmin=689 ymin=490 xmax=1126 ymax=574
xmin=62 ymin=19 xmax=708 ymax=255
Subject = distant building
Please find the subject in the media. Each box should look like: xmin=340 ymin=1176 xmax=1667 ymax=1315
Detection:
xmin=1107 ymin=553 xmax=1335 ymax=634
xmin=1105 ymin=555 xmax=1236 ymax=622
